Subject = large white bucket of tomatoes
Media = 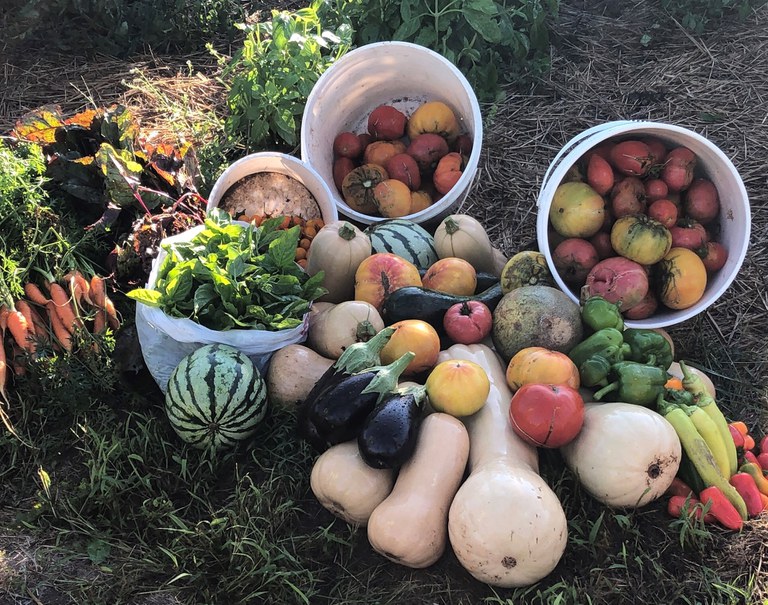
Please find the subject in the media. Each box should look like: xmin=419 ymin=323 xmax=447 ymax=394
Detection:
xmin=536 ymin=120 xmax=750 ymax=329
xmin=300 ymin=41 xmax=483 ymax=227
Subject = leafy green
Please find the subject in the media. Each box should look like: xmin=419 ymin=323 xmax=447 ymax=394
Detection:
xmin=659 ymin=0 xmax=766 ymax=33
xmin=213 ymin=0 xmax=353 ymax=151
xmin=127 ymin=210 xmax=326 ymax=331
xmin=341 ymin=0 xmax=559 ymax=103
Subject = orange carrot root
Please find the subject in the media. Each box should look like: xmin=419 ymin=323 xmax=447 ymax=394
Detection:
xmin=46 ymin=302 xmax=72 ymax=352
xmin=63 ymin=270 xmax=92 ymax=307
xmin=48 ymin=283 xmax=82 ymax=333
xmin=7 ymin=310 xmax=35 ymax=354
xmin=24 ymin=283 xmax=50 ymax=306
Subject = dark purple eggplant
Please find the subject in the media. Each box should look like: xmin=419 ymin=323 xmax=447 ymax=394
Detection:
xmin=358 ymin=386 xmax=427 ymax=469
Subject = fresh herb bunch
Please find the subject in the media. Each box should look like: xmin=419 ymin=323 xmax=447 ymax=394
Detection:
xmin=214 ymin=1 xmax=353 ymax=151
xmin=341 ymin=0 xmax=558 ymax=103
xmin=128 ymin=209 xmax=326 ymax=331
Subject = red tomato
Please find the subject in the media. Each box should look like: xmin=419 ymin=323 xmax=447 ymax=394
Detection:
xmin=443 ymin=300 xmax=493 ymax=345
xmin=508 ymin=383 xmax=585 ymax=448
xmin=698 ymin=241 xmax=728 ymax=272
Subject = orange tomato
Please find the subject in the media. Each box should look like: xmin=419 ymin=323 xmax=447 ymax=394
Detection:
xmin=421 ymin=257 xmax=477 ymax=296
xmin=354 ymin=253 xmax=421 ymax=312
xmin=657 ymin=247 xmax=707 ymax=310
xmin=505 ymin=346 xmax=580 ymax=392
xmin=425 ymin=359 xmax=490 ymax=417
xmin=380 ymin=319 xmax=440 ymax=376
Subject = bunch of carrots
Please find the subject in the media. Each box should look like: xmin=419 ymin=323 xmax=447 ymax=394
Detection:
xmin=0 ymin=271 xmax=120 ymax=400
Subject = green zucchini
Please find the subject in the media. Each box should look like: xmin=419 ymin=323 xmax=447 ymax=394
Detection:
xmin=381 ymin=281 xmax=503 ymax=329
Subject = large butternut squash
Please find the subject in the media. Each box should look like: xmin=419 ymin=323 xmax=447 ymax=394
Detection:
xmin=442 ymin=343 xmax=568 ymax=587
xmin=366 ymin=412 xmax=469 ymax=568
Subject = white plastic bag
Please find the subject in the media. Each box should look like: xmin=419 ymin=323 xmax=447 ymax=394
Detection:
xmin=135 ymin=225 xmax=310 ymax=393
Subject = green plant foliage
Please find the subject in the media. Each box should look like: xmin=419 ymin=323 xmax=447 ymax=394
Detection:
xmin=340 ymin=0 xmax=559 ymax=103
xmin=6 ymin=0 xmax=245 ymax=56
xmin=214 ymin=1 xmax=353 ymax=151
xmin=660 ymin=0 xmax=766 ymax=32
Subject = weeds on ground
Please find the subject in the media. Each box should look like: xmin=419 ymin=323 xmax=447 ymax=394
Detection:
xmin=660 ymin=0 xmax=767 ymax=33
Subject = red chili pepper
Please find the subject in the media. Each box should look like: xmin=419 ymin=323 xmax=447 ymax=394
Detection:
xmin=757 ymin=452 xmax=768 ymax=472
xmin=728 ymin=424 xmax=745 ymax=449
xmin=743 ymin=450 xmax=760 ymax=467
xmin=744 ymin=434 xmax=756 ymax=451
xmin=699 ymin=486 xmax=744 ymax=531
xmin=729 ymin=473 xmax=764 ymax=518
xmin=729 ymin=421 xmax=749 ymax=437
xmin=665 ymin=477 xmax=696 ymax=499
xmin=739 ymin=462 xmax=768 ymax=497
xmin=759 ymin=434 xmax=768 ymax=453
xmin=667 ymin=495 xmax=716 ymax=523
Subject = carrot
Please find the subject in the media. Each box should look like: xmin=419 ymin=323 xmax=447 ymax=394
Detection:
xmin=15 ymin=300 xmax=38 ymax=337
xmin=103 ymin=296 xmax=120 ymax=330
xmin=24 ymin=283 xmax=50 ymax=306
xmin=46 ymin=302 xmax=72 ymax=352
xmin=0 ymin=305 xmax=9 ymax=333
xmin=90 ymin=275 xmax=106 ymax=309
xmin=7 ymin=310 xmax=35 ymax=353
xmin=63 ymin=270 xmax=92 ymax=306
xmin=0 ymin=339 xmax=8 ymax=404
xmin=48 ymin=282 xmax=81 ymax=333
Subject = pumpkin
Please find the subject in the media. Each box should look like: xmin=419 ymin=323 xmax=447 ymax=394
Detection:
xmin=307 ymin=300 xmax=385 ymax=360
xmin=406 ymin=100 xmax=459 ymax=141
xmin=656 ymin=247 xmax=707 ymax=310
xmin=306 ymin=221 xmax=372 ymax=303
xmin=354 ymin=253 xmax=422 ymax=312
xmin=433 ymin=214 xmax=496 ymax=274
xmin=341 ymin=164 xmax=389 ymax=215
xmin=442 ymin=344 xmax=568 ymax=587
xmin=367 ymin=413 xmax=470 ymax=568
xmin=505 ymin=346 xmax=580 ymax=392
xmin=610 ymin=214 xmax=672 ymax=265
xmin=311 ymin=440 xmax=396 ymax=526
xmin=560 ymin=402 xmax=682 ymax=508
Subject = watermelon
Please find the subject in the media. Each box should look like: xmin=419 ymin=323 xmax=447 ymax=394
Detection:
xmin=365 ymin=219 xmax=438 ymax=270
xmin=165 ymin=344 xmax=268 ymax=450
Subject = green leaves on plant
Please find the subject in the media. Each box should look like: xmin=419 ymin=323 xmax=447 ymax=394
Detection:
xmin=344 ymin=0 xmax=558 ymax=103
xmin=660 ymin=0 xmax=766 ymax=33
xmin=128 ymin=209 xmax=326 ymax=331
xmin=216 ymin=0 xmax=353 ymax=151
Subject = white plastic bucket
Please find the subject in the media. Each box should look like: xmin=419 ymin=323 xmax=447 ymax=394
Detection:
xmin=207 ymin=152 xmax=338 ymax=223
xmin=536 ymin=120 xmax=751 ymax=329
xmin=300 ymin=41 xmax=483 ymax=226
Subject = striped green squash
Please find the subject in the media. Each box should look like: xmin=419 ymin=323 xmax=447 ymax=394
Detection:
xmin=165 ymin=344 xmax=268 ymax=450
xmin=365 ymin=219 xmax=438 ymax=271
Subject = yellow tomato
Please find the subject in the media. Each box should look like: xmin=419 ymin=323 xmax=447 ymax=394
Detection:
xmin=425 ymin=359 xmax=490 ymax=417
xmin=380 ymin=319 xmax=440 ymax=376
xmin=658 ymin=247 xmax=707 ymax=310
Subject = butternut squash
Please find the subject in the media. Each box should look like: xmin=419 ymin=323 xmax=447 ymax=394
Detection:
xmin=433 ymin=214 xmax=496 ymax=274
xmin=310 ymin=440 xmax=395 ymax=526
xmin=307 ymin=300 xmax=385 ymax=359
xmin=441 ymin=343 xmax=568 ymax=587
xmin=306 ymin=221 xmax=372 ymax=303
xmin=265 ymin=344 xmax=333 ymax=408
xmin=366 ymin=412 xmax=469 ymax=568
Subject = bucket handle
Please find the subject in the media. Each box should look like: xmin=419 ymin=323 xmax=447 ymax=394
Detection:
xmin=539 ymin=120 xmax=637 ymax=195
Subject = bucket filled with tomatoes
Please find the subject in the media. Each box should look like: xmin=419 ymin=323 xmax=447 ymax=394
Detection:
xmin=536 ymin=121 xmax=750 ymax=329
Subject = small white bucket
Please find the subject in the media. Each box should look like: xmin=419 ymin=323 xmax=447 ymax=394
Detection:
xmin=300 ymin=41 xmax=483 ymax=226
xmin=207 ymin=152 xmax=339 ymax=223
xmin=536 ymin=120 xmax=751 ymax=329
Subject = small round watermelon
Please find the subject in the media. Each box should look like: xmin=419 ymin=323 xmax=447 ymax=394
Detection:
xmin=165 ymin=344 xmax=268 ymax=450
xmin=365 ymin=219 xmax=438 ymax=270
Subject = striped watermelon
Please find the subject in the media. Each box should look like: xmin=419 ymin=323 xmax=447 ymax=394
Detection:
xmin=365 ymin=219 xmax=438 ymax=270
xmin=165 ymin=344 xmax=268 ymax=450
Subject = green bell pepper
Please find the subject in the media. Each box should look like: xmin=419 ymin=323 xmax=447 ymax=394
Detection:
xmin=622 ymin=328 xmax=673 ymax=370
xmin=580 ymin=294 xmax=624 ymax=332
xmin=568 ymin=328 xmax=631 ymax=388
xmin=593 ymin=361 xmax=668 ymax=407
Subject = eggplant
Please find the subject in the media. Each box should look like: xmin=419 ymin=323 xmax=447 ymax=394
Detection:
xmin=358 ymin=387 xmax=427 ymax=469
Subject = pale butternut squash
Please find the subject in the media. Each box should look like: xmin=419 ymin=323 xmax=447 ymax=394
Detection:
xmin=307 ymin=300 xmax=385 ymax=359
xmin=265 ymin=344 xmax=333 ymax=408
xmin=366 ymin=412 xmax=469 ymax=569
xmin=441 ymin=343 xmax=568 ymax=588
xmin=310 ymin=440 xmax=395 ymax=526
xmin=433 ymin=214 xmax=496 ymax=274
xmin=306 ymin=221 xmax=372 ymax=303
